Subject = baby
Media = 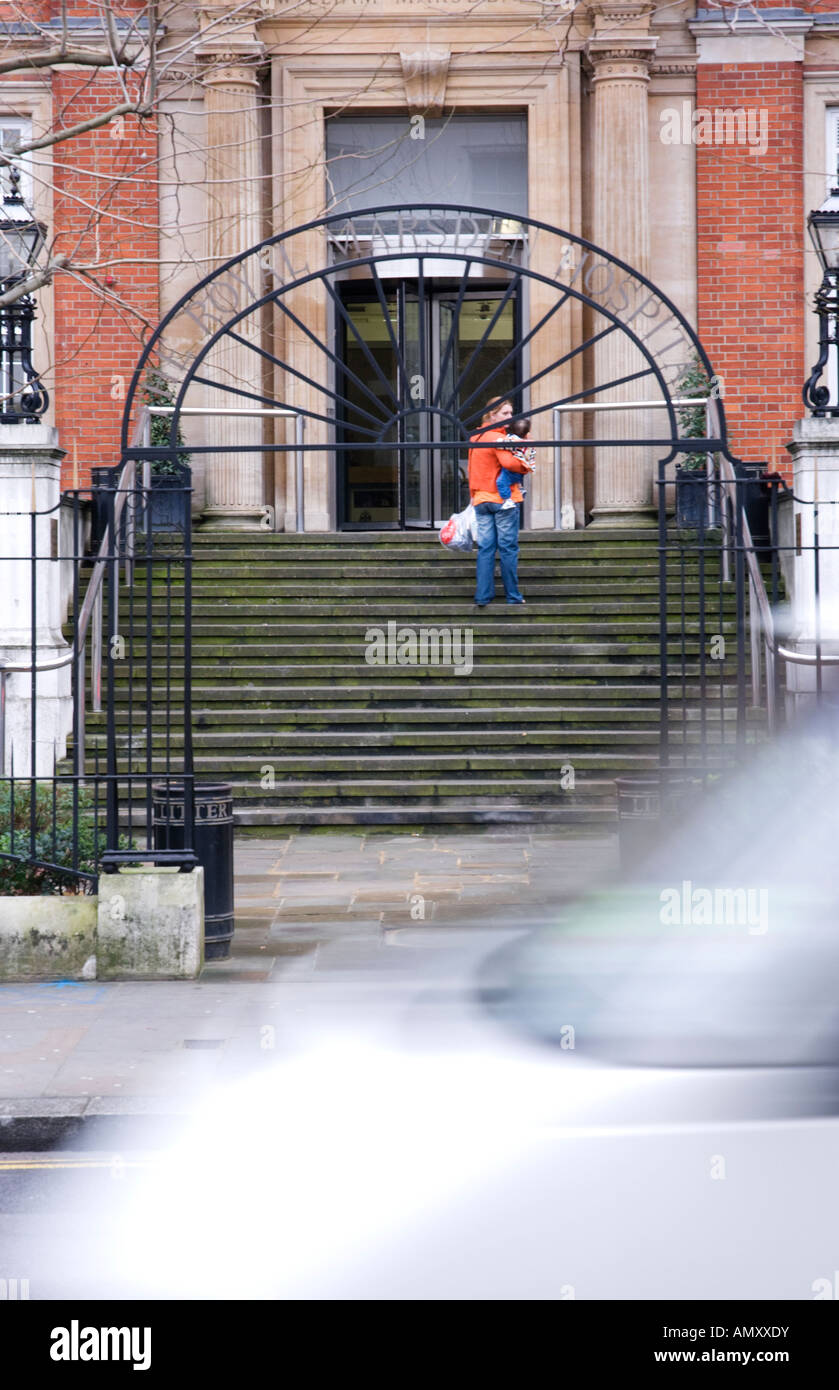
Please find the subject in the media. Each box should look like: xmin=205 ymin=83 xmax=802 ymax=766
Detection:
xmin=496 ymin=416 xmax=536 ymax=510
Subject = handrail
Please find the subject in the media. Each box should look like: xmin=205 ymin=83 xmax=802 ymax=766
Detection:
xmin=708 ymin=397 xmax=778 ymax=728
xmin=551 ymin=396 xmax=726 ymax=533
xmin=145 ymin=404 xmax=306 ymax=533
xmin=777 ymin=645 xmax=839 ymax=665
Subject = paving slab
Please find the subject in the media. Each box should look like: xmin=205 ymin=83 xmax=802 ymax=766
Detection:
xmin=0 ymin=827 xmax=619 ymax=1140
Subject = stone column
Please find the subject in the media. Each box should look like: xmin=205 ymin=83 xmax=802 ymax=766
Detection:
xmin=199 ymin=20 xmax=269 ymax=528
xmin=586 ymin=3 xmax=658 ymax=526
xmin=0 ymin=424 xmax=72 ymax=776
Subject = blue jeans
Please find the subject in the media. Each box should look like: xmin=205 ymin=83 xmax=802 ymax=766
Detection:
xmin=474 ymin=501 xmax=523 ymax=604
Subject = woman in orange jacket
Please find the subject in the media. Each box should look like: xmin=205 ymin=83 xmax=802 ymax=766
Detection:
xmin=467 ymin=396 xmax=530 ymax=607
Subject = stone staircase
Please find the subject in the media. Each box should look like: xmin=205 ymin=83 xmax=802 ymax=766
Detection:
xmin=90 ymin=528 xmax=756 ymax=831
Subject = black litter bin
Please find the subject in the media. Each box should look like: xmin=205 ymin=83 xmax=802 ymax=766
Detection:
xmin=615 ymin=776 xmax=703 ymax=872
xmin=152 ymin=782 xmax=234 ymax=959
xmin=615 ymin=777 xmax=660 ymax=870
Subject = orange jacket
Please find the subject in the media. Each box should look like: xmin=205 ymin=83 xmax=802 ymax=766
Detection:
xmin=468 ymin=427 xmax=529 ymax=504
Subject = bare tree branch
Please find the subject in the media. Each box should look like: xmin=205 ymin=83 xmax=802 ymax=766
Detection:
xmin=0 ymin=47 xmax=137 ymax=77
xmin=8 ymin=103 xmax=150 ymax=158
xmin=0 ymin=255 xmax=68 ymax=307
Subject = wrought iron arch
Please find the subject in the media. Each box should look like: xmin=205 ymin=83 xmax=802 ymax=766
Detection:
xmin=85 ymin=203 xmax=776 ymax=869
xmin=121 ymin=203 xmax=741 ymax=496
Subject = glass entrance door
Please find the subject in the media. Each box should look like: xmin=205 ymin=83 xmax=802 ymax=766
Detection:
xmin=434 ymin=295 xmax=518 ymax=526
xmin=337 ymin=285 xmax=519 ymax=528
xmin=401 ymin=291 xmax=431 ymax=528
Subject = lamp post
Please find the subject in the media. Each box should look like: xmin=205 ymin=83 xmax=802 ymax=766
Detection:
xmin=803 ymin=175 xmax=839 ymax=416
xmin=0 ymin=163 xmax=47 ymax=423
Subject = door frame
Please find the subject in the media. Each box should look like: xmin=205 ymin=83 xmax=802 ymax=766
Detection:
xmin=336 ymin=278 xmax=522 ymax=530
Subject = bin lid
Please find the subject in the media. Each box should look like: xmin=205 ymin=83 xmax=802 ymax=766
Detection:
xmin=152 ymin=781 xmax=233 ymax=799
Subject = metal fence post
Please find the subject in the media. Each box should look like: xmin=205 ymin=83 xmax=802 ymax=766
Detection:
xmin=296 ymin=413 xmax=305 ymax=534
xmin=553 ymin=406 xmax=562 ymax=529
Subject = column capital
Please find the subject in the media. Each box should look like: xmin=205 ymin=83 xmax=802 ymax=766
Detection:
xmin=196 ymin=4 xmax=266 ymax=87
xmin=584 ymin=0 xmax=658 ymax=80
xmin=199 ymin=57 xmax=263 ymax=91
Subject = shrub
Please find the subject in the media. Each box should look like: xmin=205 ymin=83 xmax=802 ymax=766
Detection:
xmin=0 ymin=782 xmax=132 ymax=895
xmin=142 ymin=369 xmax=191 ymax=476
xmin=675 ymin=356 xmax=714 ymax=472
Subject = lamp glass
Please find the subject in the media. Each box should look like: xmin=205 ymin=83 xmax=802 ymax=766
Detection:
xmin=0 ymin=212 xmax=45 ymax=284
xmin=809 ymin=187 xmax=839 ymax=272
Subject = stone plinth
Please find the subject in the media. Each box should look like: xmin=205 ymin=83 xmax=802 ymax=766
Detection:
xmin=0 ymin=896 xmax=97 ymax=981
xmin=97 ymin=866 xmax=205 ymax=979
xmin=784 ymin=417 xmax=839 ymax=714
xmin=0 ymin=424 xmax=72 ymax=776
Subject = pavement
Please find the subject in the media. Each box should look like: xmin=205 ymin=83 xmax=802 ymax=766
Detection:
xmin=5 ymin=829 xmax=839 ymax=1302
xmin=0 ymin=828 xmax=619 ymax=1147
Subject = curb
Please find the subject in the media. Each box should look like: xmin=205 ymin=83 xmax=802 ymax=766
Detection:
xmin=0 ymin=1098 xmax=191 ymax=1152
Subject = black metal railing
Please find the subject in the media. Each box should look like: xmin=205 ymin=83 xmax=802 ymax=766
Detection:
xmin=657 ymin=429 xmax=839 ymax=797
xmin=0 ymin=423 xmax=196 ymax=895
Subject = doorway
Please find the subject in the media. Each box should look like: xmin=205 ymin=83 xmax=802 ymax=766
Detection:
xmin=337 ymin=284 xmax=521 ymax=529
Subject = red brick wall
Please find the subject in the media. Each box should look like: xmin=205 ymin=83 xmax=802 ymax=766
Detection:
xmin=696 ymin=63 xmax=804 ymax=481
xmin=50 ymin=72 xmax=158 ymax=488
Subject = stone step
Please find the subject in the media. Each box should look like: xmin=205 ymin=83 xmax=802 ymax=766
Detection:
xmin=134 ymin=632 xmax=735 ymax=654
xmin=150 ymin=549 xmax=721 ymax=568
xmin=80 ymin=739 xmax=744 ymax=772
xmin=104 ymin=725 xmax=663 ymax=745
xmin=135 ymin=586 xmax=728 ymax=605
xmin=139 ymin=613 xmax=733 ymax=633
xmin=91 ymin=681 xmax=745 ymax=703
xmin=146 ymin=572 xmax=716 ymax=593
xmin=113 ymin=661 xmax=726 ymax=680
xmin=77 ymin=750 xmax=733 ymax=783
xmin=97 ymin=704 xmax=756 ymax=727
xmin=185 ymin=527 xmax=686 ymax=547
xmin=92 ymin=523 xmax=764 ymax=829
xmin=230 ymin=806 xmax=617 ymax=827
xmin=159 ymin=560 xmax=722 ymax=578
xmin=133 ymin=636 xmax=734 ymax=656
xmin=120 ymin=798 xmax=619 ymax=828
xmin=114 ymin=775 xmax=618 ymax=803
xmin=162 ymin=555 xmax=718 ymax=573
xmin=137 ymin=607 xmax=728 ymax=627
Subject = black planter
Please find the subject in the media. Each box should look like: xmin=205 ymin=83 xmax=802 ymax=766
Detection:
xmin=735 ymin=463 xmax=772 ymax=547
xmin=675 ymin=467 xmax=707 ymax=529
xmin=90 ymin=465 xmax=121 ymax=551
xmin=149 ymin=464 xmax=191 ymax=532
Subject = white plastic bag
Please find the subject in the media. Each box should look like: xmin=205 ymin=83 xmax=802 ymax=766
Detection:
xmin=439 ymin=503 xmax=477 ymax=552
